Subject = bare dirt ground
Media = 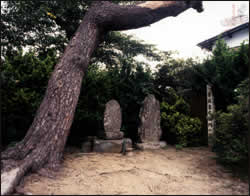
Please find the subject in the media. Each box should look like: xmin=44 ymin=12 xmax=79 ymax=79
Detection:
xmin=19 ymin=146 xmax=248 ymax=195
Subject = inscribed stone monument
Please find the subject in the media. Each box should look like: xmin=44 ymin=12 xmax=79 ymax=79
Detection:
xmin=103 ymin=99 xmax=124 ymax=140
xmin=137 ymin=94 xmax=165 ymax=149
xmin=81 ymin=99 xmax=133 ymax=153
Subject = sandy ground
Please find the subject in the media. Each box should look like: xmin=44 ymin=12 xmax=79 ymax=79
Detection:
xmin=19 ymin=146 xmax=248 ymax=195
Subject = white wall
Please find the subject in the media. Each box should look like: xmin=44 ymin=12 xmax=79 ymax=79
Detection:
xmin=212 ymin=27 xmax=249 ymax=50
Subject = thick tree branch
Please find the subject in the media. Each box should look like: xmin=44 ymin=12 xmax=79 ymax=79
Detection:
xmin=92 ymin=1 xmax=203 ymax=31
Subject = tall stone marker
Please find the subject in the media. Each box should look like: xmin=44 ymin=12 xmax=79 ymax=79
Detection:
xmin=103 ymin=99 xmax=124 ymax=140
xmin=207 ymin=84 xmax=215 ymax=147
xmin=137 ymin=94 xmax=165 ymax=149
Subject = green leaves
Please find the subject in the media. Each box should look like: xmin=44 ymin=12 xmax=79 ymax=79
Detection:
xmin=199 ymin=40 xmax=249 ymax=111
xmin=160 ymin=90 xmax=202 ymax=147
xmin=1 ymin=49 xmax=57 ymax=145
xmin=212 ymin=78 xmax=248 ymax=166
xmin=2 ymin=1 xmax=161 ymax=68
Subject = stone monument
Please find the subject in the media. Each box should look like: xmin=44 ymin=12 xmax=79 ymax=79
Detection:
xmin=101 ymin=99 xmax=124 ymax=139
xmin=207 ymin=84 xmax=215 ymax=147
xmin=137 ymin=94 xmax=166 ymax=150
xmin=81 ymin=99 xmax=132 ymax=153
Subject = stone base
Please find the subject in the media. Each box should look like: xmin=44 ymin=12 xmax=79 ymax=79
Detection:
xmin=94 ymin=138 xmax=132 ymax=153
xmin=160 ymin=141 xmax=167 ymax=148
xmin=81 ymin=138 xmax=132 ymax=153
xmin=81 ymin=136 xmax=95 ymax=153
xmin=136 ymin=141 xmax=167 ymax=150
xmin=97 ymin=130 xmax=124 ymax=140
xmin=81 ymin=141 xmax=93 ymax=153
xmin=105 ymin=131 xmax=124 ymax=140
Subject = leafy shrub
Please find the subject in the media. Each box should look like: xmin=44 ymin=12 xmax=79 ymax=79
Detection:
xmin=197 ymin=40 xmax=249 ymax=112
xmin=160 ymin=88 xmax=202 ymax=147
xmin=1 ymin=49 xmax=57 ymax=146
xmin=212 ymin=79 xmax=248 ymax=165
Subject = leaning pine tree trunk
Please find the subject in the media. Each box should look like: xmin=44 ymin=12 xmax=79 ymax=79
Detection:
xmin=1 ymin=1 xmax=203 ymax=195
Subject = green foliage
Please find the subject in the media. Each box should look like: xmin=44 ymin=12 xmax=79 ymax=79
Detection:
xmin=95 ymin=31 xmax=161 ymax=66
xmin=197 ymin=40 xmax=249 ymax=111
xmin=1 ymin=48 xmax=157 ymax=147
xmin=1 ymin=1 xmax=161 ymax=65
xmin=160 ymin=89 xmax=202 ymax=147
xmin=113 ymin=60 xmax=156 ymax=141
xmin=212 ymin=79 xmax=249 ymax=165
xmin=1 ymin=1 xmax=70 ymax=56
xmin=154 ymin=54 xmax=204 ymax=147
xmin=154 ymin=52 xmax=205 ymax=95
xmin=155 ymin=40 xmax=249 ymax=112
xmin=1 ymin=49 xmax=57 ymax=145
xmin=1 ymin=47 xmax=129 ymax=146
xmin=1 ymin=45 xmax=205 ymax=149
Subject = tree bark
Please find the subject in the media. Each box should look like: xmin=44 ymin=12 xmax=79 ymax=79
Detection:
xmin=1 ymin=1 xmax=203 ymax=195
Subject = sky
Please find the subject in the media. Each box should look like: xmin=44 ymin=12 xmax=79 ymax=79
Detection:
xmin=122 ymin=1 xmax=249 ymax=60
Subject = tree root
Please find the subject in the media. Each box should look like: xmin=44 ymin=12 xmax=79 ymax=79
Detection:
xmin=37 ymin=168 xmax=57 ymax=179
xmin=1 ymin=167 xmax=22 ymax=195
xmin=15 ymin=186 xmax=33 ymax=195
xmin=99 ymin=168 xmax=136 ymax=175
xmin=1 ymin=144 xmax=60 ymax=195
xmin=136 ymin=167 xmax=168 ymax=177
xmin=1 ymin=160 xmax=46 ymax=195
xmin=1 ymin=159 xmax=20 ymax=172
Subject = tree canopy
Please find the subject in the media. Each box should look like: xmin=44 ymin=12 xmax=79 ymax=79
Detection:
xmin=1 ymin=1 xmax=160 ymax=63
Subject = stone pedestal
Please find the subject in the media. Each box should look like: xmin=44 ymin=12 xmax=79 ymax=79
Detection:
xmin=81 ymin=136 xmax=95 ymax=153
xmin=81 ymin=141 xmax=92 ymax=153
xmin=136 ymin=141 xmax=167 ymax=150
xmin=97 ymin=130 xmax=124 ymax=140
xmin=81 ymin=99 xmax=132 ymax=154
xmin=105 ymin=130 xmax=124 ymax=140
xmin=93 ymin=138 xmax=132 ymax=153
xmin=81 ymin=138 xmax=132 ymax=153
